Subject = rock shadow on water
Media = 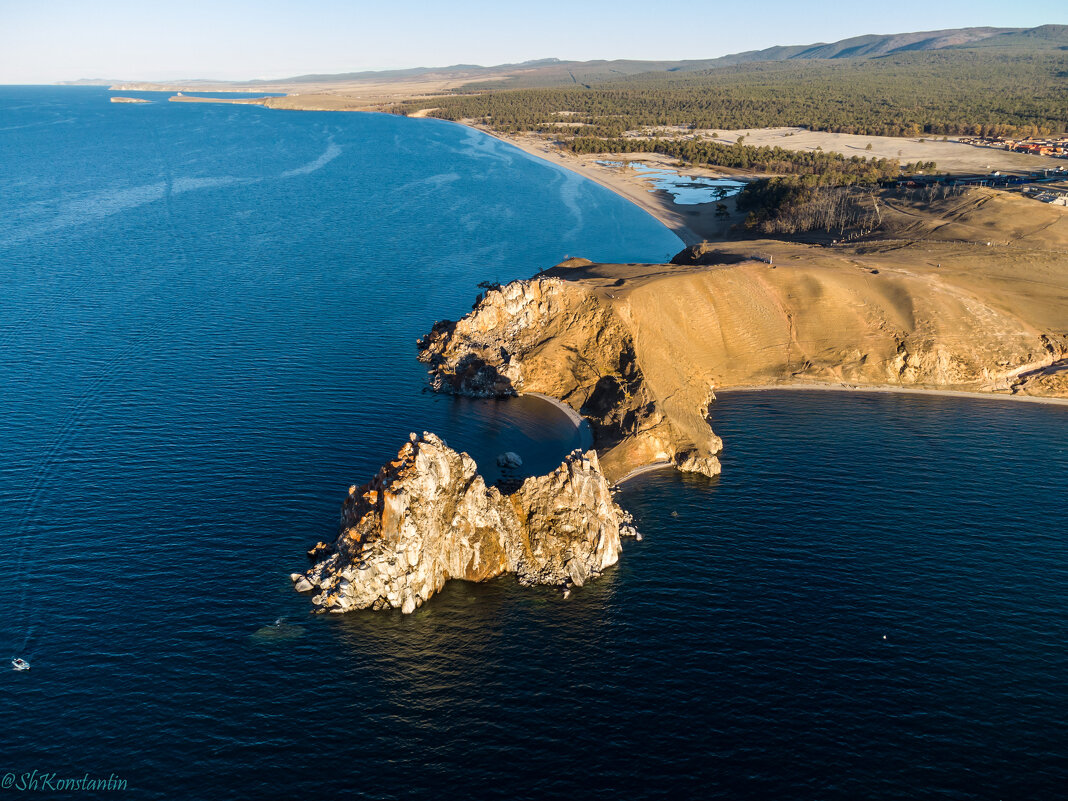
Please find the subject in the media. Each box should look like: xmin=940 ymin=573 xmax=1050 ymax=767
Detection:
xmin=249 ymin=618 xmax=306 ymax=645
xmin=322 ymin=569 xmax=624 ymax=672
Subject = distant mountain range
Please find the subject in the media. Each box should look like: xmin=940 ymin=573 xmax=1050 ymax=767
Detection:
xmin=61 ymin=24 xmax=1068 ymax=90
xmin=690 ymin=26 xmax=1028 ymax=66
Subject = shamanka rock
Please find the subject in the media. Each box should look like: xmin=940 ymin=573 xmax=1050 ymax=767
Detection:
xmin=295 ymin=432 xmax=631 ymax=614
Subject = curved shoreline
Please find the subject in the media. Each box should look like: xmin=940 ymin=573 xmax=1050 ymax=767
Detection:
xmin=149 ymin=95 xmax=716 ymax=246
xmin=613 ymin=461 xmax=674 ymax=485
xmin=715 ymin=383 xmax=1068 ymax=406
xmin=523 ymin=391 xmax=584 ymax=426
xmin=145 ymin=99 xmax=1068 ymax=465
xmin=523 ymin=391 xmax=595 ymax=450
xmin=459 ymin=121 xmax=705 ymax=246
xmin=611 ymin=384 xmax=1068 ymax=487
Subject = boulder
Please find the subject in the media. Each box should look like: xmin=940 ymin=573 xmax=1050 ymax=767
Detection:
xmin=496 ymin=451 xmax=523 ymax=468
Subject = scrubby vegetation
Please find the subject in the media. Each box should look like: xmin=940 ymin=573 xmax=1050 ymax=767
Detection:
xmin=735 ymin=182 xmax=882 ymax=235
xmin=735 ymin=182 xmax=973 ymax=236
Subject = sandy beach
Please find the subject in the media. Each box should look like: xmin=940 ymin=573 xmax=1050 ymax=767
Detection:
xmin=612 ymin=461 xmax=675 ymax=485
xmin=614 ymin=382 xmax=1068 ymax=484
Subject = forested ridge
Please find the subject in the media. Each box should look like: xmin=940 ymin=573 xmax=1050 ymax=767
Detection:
xmin=393 ymin=32 xmax=1066 ymax=236
xmin=400 ymin=49 xmax=1068 ymax=138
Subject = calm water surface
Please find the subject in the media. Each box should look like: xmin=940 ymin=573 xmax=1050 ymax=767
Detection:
xmin=2 ymin=88 xmax=1067 ymax=800
xmin=596 ymin=159 xmax=746 ymax=204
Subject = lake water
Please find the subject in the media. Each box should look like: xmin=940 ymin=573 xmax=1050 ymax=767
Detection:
xmin=596 ymin=159 xmax=747 ymax=204
xmin=2 ymin=87 xmax=1067 ymax=800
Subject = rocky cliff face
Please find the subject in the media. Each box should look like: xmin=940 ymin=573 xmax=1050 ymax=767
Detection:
xmin=294 ymin=432 xmax=631 ymax=614
xmin=417 ymin=274 xmax=722 ymax=482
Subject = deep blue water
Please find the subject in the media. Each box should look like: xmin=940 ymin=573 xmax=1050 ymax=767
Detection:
xmin=2 ymin=87 xmax=1067 ymax=800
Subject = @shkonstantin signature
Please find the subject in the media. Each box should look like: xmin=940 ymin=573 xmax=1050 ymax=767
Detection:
xmin=2 ymin=772 xmax=127 ymax=792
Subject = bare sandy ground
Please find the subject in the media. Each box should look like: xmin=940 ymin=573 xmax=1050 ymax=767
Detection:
xmin=702 ymin=127 xmax=1068 ymax=173
xmin=418 ymin=186 xmax=1067 ymax=480
xmin=169 ymin=89 xmax=440 ymax=113
xmin=137 ymin=88 xmax=1068 ymax=485
xmin=131 ymin=74 xmax=1067 ymax=175
xmin=542 ymin=196 xmax=1067 ymax=474
xmin=119 ymin=74 xmax=476 ymax=105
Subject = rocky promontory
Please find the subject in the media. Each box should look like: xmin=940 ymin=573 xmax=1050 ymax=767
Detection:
xmin=417 ymin=272 xmax=723 ymax=482
xmin=294 ymin=432 xmax=633 ymax=614
xmin=417 ymin=200 xmax=1068 ymax=481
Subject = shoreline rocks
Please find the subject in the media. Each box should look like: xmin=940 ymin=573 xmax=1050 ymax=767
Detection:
xmin=295 ymin=432 xmax=631 ymax=614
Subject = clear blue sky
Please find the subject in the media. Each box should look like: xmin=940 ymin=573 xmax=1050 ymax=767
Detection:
xmin=1 ymin=0 xmax=1063 ymax=84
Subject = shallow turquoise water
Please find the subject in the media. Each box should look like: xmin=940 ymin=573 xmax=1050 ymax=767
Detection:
xmin=2 ymin=87 xmax=1067 ymax=800
xmin=596 ymin=159 xmax=746 ymax=204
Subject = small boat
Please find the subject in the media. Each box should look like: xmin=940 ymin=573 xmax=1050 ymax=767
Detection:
xmin=11 ymin=657 xmax=30 ymax=671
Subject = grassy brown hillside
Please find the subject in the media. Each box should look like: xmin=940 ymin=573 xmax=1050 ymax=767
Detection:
xmin=419 ymin=189 xmax=1068 ymax=481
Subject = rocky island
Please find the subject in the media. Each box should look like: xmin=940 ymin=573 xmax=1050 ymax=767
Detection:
xmin=109 ymin=96 xmax=150 ymax=103
xmin=294 ymin=433 xmax=634 ymax=613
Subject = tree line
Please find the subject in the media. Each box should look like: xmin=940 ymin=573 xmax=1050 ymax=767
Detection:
xmin=568 ymin=136 xmax=935 ymax=183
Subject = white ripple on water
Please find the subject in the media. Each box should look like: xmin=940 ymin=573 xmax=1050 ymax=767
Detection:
xmin=4 ymin=136 xmax=349 ymax=247
xmin=456 ymin=126 xmax=514 ymax=166
xmin=0 ymin=116 xmax=77 ymax=132
xmin=523 ymin=163 xmax=587 ymax=240
xmin=0 ymin=174 xmax=254 ymax=248
xmin=3 ymin=175 xmax=308 ymax=656
xmin=281 ymin=140 xmax=342 ymax=177
xmin=392 ymin=171 xmax=462 ymax=195
xmin=556 ymin=168 xmax=586 ymax=239
xmin=170 ymin=175 xmax=247 ymax=194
